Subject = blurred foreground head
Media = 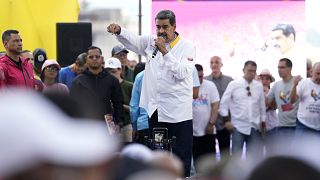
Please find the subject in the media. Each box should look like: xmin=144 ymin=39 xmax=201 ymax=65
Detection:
xmin=247 ymin=156 xmax=320 ymax=180
xmin=0 ymin=89 xmax=119 ymax=179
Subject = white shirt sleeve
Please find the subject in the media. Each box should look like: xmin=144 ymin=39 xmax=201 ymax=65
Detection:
xmin=219 ymin=82 xmax=233 ymax=117
xmin=116 ymin=28 xmax=151 ymax=57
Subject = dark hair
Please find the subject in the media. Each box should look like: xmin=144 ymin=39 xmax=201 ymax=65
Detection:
xmin=133 ymin=62 xmax=146 ymax=81
xmin=244 ymin=60 xmax=257 ymax=68
xmin=272 ymin=23 xmax=296 ymax=41
xmin=76 ymin=52 xmax=87 ymax=66
xmin=248 ymin=156 xmax=320 ymax=180
xmin=44 ymin=93 xmax=87 ymax=118
xmin=2 ymin=30 xmax=19 ymax=42
xmin=155 ymin=10 xmax=176 ymax=26
xmin=279 ymin=58 xmax=293 ymax=68
xmin=87 ymin=46 xmax=102 ymax=55
xmin=195 ymin=64 xmax=203 ymax=71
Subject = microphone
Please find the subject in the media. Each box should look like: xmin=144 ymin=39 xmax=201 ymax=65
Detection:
xmin=152 ymin=46 xmax=159 ymax=58
xmin=152 ymin=35 xmax=165 ymax=58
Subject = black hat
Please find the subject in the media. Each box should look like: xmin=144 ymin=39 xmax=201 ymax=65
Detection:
xmin=33 ymin=48 xmax=47 ymax=75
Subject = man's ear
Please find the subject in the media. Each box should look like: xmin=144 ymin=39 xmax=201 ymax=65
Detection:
xmin=289 ymin=33 xmax=295 ymax=41
xmin=3 ymin=41 xmax=8 ymax=48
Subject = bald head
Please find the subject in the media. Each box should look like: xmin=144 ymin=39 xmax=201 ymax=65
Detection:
xmin=210 ymin=56 xmax=223 ymax=77
xmin=312 ymin=62 xmax=320 ymax=85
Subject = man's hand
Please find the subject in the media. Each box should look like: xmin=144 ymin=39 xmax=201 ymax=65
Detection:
xmin=155 ymin=36 xmax=168 ymax=55
xmin=293 ymin=75 xmax=302 ymax=87
xmin=205 ymin=123 xmax=214 ymax=135
xmin=132 ymin=130 xmax=139 ymax=141
xmin=224 ymin=121 xmax=234 ymax=132
xmin=107 ymin=23 xmax=121 ymax=35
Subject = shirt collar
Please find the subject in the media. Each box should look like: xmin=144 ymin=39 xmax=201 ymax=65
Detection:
xmin=169 ymin=32 xmax=180 ymax=49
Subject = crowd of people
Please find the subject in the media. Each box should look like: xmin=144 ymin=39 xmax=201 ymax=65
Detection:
xmin=1 ymin=9 xmax=320 ymax=180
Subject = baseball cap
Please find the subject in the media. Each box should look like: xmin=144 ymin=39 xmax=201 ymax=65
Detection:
xmin=105 ymin=57 xmax=122 ymax=69
xmin=33 ymin=48 xmax=47 ymax=74
xmin=0 ymin=89 xmax=119 ymax=177
xmin=41 ymin=59 xmax=61 ymax=71
xmin=111 ymin=44 xmax=129 ymax=56
xmin=259 ymin=69 xmax=275 ymax=82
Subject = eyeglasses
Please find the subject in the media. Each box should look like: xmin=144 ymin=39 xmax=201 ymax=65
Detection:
xmin=45 ymin=66 xmax=58 ymax=72
xmin=88 ymin=55 xmax=101 ymax=59
xmin=246 ymin=86 xmax=251 ymax=96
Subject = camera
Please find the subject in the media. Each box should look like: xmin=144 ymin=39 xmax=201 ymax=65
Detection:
xmin=144 ymin=127 xmax=176 ymax=151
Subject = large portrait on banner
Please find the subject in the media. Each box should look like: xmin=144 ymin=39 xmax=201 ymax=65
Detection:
xmin=152 ymin=0 xmax=306 ymax=81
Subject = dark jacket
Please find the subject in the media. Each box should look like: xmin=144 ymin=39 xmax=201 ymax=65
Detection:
xmin=70 ymin=68 xmax=125 ymax=126
xmin=0 ymin=55 xmax=34 ymax=88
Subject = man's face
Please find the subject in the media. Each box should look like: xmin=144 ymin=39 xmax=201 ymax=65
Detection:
xmin=272 ymin=30 xmax=294 ymax=54
xmin=107 ymin=68 xmax=121 ymax=79
xmin=156 ymin=19 xmax=176 ymax=43
xmin=4 ymin=33 xmax=23 ymax=55
xmin=278 ymin=61 xmax=291 ymax=79
xmin=114 ymin=51 xmax=128 ymax=65
xmin=312 ymin=64 xmax=320 ymax=85
xmin=86 ymin=49 xmax=103 ymax=70
xmin=21 ymin=52 xmax=34 ymax=66
xmin=128 ymin=60 xmax=137 ymax=69
xmin=243 ymin=64 xmax=257 ymax=82
xmin=210 ymin=57 xmax=222 ymax=73
xmin=75 ymin=63 xmax=87 ymax=74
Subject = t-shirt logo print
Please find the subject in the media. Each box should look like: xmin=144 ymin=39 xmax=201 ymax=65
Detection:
xmin=279 ymin=91 xmax=290 ymax=104
xmin=311 ymin=89 xmax=320 ymax=101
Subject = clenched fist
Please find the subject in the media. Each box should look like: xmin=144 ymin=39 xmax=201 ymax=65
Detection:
xmin=107 ymin=23 xmax=121 ymax=35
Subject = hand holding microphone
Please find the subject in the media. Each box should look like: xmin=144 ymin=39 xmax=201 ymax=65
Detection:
xmin=152 ymin=35 xmax=168 ymax=58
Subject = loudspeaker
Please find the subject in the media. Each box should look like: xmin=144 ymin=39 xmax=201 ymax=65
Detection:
xmin=56 ymin=23 xmax=92 ymax=67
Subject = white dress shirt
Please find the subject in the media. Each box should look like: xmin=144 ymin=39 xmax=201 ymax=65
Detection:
xmin=219 ymin=78 xmax=266 ymax=135
xmin=117 ymin=29 xmax=195 ymax=123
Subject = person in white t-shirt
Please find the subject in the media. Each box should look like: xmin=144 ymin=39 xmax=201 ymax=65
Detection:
xmin=290 ymin=62 xmax=320 ymax=135
xmin=192 ymin=64 xmax=219 ymax=169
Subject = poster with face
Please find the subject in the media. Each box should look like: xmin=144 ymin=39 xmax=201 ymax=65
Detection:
xmin=152 ymin=0 xmax=306 ymax=81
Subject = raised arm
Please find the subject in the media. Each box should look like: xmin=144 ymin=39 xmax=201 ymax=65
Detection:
xmin=107 ymin=23 xmax=150 ymax=57
xmin=290 ymin=75 xmax=302 ymax=104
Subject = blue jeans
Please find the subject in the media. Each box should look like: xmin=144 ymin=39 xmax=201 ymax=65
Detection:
xmin=232 ymin=128 xmax=263 ymax=158
xmin=269 ymin=126 xmax=296 ymax=154
xmin=295 ymin=119 xmax=320 ymax=137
